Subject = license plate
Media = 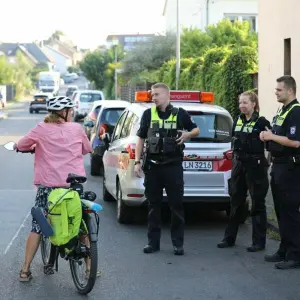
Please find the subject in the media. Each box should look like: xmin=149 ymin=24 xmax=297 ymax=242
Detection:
xmin=182 ymin=160 xmax=213 ymax=171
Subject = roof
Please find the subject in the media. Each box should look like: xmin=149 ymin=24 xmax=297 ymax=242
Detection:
xmin=77 ymin=90 xmax=104 ymax=94
xmin=106 ymin=33 xmax=155 ymax=41
xmin=128 ymin=101 xmax=232 ymax=118
xmin=50 ymin=39 xmax=77 ymax=54
xmin=45 ymin=45 xmax=71 ymax=59
xmin=23 ymin=43 xmax=53 ymax=63
xmin=95 ymin=100 xmax=131 ymax=108
xmin=0 ymin=43 xmax=38 ymax=64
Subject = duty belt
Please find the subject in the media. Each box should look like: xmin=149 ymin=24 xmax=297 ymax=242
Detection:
xmin=234 ymin=153 xmax=264 ymax=163
xmin=272 ymin=155 xmax=300 ymax=164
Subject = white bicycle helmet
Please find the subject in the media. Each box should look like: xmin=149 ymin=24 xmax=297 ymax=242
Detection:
xmin=47 ymin=96 xmax=76 ymax=111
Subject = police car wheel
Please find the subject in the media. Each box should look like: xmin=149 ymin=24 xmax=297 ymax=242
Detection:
xmin=102 ymin=172 xmax=114 ymax=202
xmin=116 ymin=181 xmax=133 ymax=224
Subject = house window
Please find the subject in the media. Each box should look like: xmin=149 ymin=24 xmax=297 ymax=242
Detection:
xmin=224 ymin=14 xmax=257 ymax=31
xmin=284 ymin=38 xmax=291 ymax=76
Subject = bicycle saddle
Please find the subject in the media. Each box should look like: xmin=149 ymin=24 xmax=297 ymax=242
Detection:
xmin=66 ymin=173 xmax=87 ymax=184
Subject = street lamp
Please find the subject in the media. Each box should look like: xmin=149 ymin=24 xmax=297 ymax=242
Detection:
xmin=112 ymin=39 xmax=119 ymax=99
xmin=175 ymin=0 xmax=180 ymax=90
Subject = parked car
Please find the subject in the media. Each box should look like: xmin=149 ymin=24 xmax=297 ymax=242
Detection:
xmin=29 ymin=92 xmax=51 ymax=113
xmin=72 ymin=90 xmax=105 ymax=122
xmin=102 ymin=90 xmax=249 ymax=224
xmin=84 ymin=100 xmax=131 ymax=176
xmin=66 ymin=85 xmax=78 ymax=97
xmin=83 ymin=100 xmax=103 ymax=140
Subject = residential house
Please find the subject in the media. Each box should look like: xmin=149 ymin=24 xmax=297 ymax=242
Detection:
xmin=48 ymin=39 xmax=84 ymax=65
xmin=106 ymin=34 xmax=156 ymax=51
xmin=0 ymin=42 xmax=54 ymax=70
xmin=43 ymin=45 xmax=72 ymax=75
xmin=163 ymin=0 xmax=258 ymax=32
xmin=258 ymin=0 xmax=299 ymax=122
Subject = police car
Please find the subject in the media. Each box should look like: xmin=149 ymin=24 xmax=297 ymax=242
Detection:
xmin=102 ymin=90 xmax=247 ymax=223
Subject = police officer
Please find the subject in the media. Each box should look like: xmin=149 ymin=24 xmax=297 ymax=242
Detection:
xmin=260 ymin=75 xmax=300 ymax=269
xmin=217 ymin=91 xmax=271 ymax=251
xmin=134 ymin=83 xmax=199 ymax=255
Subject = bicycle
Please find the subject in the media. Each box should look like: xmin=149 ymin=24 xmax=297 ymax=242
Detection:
xmin=4 ymin=142 xmax=101 ymax=295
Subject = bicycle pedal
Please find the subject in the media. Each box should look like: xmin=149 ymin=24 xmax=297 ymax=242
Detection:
xmin=43 ymin=265 xmax=55 ymax=275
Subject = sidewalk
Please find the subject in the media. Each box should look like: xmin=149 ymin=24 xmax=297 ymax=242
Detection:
xmin=0 ymin=96 xmax=32 ymax=118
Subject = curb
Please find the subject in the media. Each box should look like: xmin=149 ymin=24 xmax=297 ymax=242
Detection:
xmin=0 ymin=112 xmax=9 ymax=120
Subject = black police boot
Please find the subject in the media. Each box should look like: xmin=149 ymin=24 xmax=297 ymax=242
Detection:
xmin=143 ymin=244 xmax=160 ymax=254
xmin=217 ymin=240 xmax=235 ymax=248
xmin=173 ymin=246 xmax=184 ymax=256
xmin=247 ymin=244 xmax=265 ymax=252
xmin=275 ymin=260 xmax=300 ymax=270
xmin=264 ymin=252 xmax=285 ymax=262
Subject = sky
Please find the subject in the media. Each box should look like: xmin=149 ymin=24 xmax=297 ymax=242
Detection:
xmin=0 ymin=0 xmax=166 ymax=49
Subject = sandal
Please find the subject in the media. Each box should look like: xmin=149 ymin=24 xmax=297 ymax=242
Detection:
xmin=19 ymin=269 xmax=33 ymax=282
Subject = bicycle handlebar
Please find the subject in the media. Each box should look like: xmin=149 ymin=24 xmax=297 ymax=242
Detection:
xmin=16 ymin=148 xmax=35 ymax=154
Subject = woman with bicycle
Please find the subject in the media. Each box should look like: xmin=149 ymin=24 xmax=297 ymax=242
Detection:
xmin=16 ymin=96 xmax=92 ymax=282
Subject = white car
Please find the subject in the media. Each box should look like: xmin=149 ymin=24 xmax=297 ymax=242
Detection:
xmin=72 ymin=90 xmax=105 ymax=122
xmin=102 ymin=90 xmax=249 ymax=224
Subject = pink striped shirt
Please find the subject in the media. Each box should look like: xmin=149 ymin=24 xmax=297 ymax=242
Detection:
xmin=17 ymin=122 xmax=92 ymax=187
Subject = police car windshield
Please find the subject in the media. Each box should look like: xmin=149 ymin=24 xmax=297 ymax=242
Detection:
xmin=188 ymin=112 xmax=232 ymax=143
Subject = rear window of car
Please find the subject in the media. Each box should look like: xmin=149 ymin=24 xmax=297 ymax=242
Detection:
xmin=80 ymin=93 xmax=102 ymax=102
xmin=34 ymin=95 xmax=48 ymax=102
xmin=100 ymin=108 xmax=124 ymax=125
xmin=188 ymin=112 xmax=232 ymax=143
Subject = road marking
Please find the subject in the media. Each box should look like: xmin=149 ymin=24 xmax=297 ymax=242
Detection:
xmin=0 ymin=189 xmax=36 ymax=192
xmin=3 ymin=211 xmax=30 ymax=255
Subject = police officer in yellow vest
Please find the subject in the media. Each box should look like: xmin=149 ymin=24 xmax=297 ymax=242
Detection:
xmin=218 ymin=91 xmax=271 ymax=251
xmin=260 ymin=76 xmax=300 ymax=269
xmin=134 ymin=83 xmax=199 ymax=255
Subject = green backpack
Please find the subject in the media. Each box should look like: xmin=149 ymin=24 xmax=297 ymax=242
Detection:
xmin=47 ymin=188 xmax=82 ymax=247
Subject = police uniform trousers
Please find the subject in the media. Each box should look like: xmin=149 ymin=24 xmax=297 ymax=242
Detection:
xmin=224 ymin=157 xmax=269 ymax=246
xmin=271 ymin=161 xmax=300 ymax=260
xmin=144 ymin=162 xmax=184 ymax=248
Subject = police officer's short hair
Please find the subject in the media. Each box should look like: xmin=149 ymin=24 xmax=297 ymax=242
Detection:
xmin=151 ymin=83 xmax=170 ymax=92
xmin=277 ymin=75 xmax=297 ymax=95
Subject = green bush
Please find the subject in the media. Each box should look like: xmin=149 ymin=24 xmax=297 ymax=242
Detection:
xmin=219 ymin=46 xmax=258 ymax=118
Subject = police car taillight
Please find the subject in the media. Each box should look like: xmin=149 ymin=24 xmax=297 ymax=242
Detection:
xmin=223 ymin=150 xmax=233 ymax=160
xmin=125 ymin=144 xmax=136 ymax=159
xmin=135 ymin=90 xmax=214 ymax=103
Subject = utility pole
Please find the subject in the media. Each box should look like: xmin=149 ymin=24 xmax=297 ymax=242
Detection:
xmin=175 ymin=0 xmax=180 ymax=90
xmin=112 ymin=39 xmax=118 ymax=99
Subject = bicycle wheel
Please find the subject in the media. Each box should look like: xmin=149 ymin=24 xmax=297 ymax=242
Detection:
xmin=69 ymin=224 xmax=98 ymax=295
xmin=40 ymin=235 xmax=52 ymax=265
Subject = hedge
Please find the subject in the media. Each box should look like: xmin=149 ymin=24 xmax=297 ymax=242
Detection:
xmin=155 ymin=45 xmax=258 ymax=118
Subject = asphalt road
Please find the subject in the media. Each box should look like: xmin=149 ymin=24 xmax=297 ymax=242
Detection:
xmin=0 ymin=97 xmax=299 ymax=300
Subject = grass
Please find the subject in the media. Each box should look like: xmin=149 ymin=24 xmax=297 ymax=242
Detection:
xmin=267 ymin=228 xmax=280 ymax=241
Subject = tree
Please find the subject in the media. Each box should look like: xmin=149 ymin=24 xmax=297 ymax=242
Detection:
xmin=180 ymin=19 xmax=258 ymax=59
xmin=47 ymin=30 xmax=65 ymax=43
xmin=79 ymin=50 xmax=109 ymax=90
xmin=12 ymin=51 xmax=33 ymax=98
xmin=0 ymin=55 xmax=14 ymax=85
xmin=79 ymin=45 xmax=125 ymax=97
xmin=121 ymin=33 xmax=176 ymax=82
